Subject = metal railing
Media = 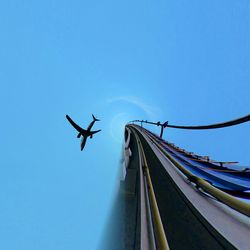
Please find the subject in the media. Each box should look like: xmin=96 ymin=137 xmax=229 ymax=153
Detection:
xmin=129 ymin=114 xmax=250 ymax=138
xmin=134 ymin=126 xmax=250 ymax=217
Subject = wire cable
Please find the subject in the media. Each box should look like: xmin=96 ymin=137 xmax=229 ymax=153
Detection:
xmin=166 ymin=114 xmax=250 ymax=130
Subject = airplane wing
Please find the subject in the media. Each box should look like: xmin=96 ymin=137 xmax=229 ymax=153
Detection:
xmin=90 ymin=129 xmax=101 ymax=135
xmin=66 ymin=115 xmax=86 ymax=133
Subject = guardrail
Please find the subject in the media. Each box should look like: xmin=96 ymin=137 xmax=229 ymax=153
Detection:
xmin=132 ymin=125 xmax=250 ymax=217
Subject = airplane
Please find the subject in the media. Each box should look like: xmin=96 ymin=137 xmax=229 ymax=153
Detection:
xmin=66 ymin=114 xmax=101 ymax=150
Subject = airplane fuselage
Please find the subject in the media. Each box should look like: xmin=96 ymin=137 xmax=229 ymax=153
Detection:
xmin=80 ymin=135 xmax=88 ymax=150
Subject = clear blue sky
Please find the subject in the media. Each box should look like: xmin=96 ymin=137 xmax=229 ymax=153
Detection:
xmin=0 ymin=0 xmax=249 ymax=249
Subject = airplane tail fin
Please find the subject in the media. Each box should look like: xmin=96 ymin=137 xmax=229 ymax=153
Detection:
xmin=92 ymin=114 xmax=100 ymax=122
